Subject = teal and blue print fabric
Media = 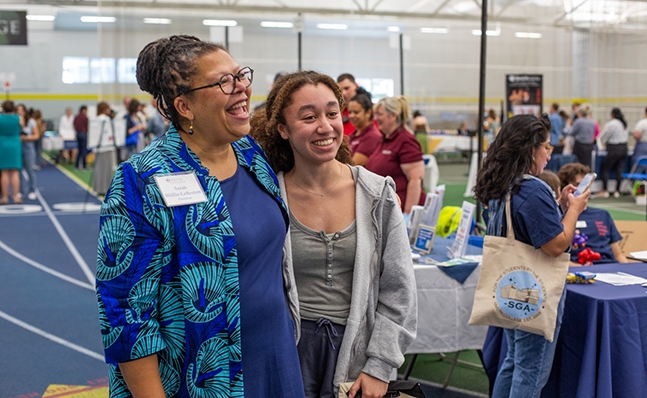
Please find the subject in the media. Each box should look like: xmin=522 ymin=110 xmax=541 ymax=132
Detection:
xmin=96 ymin=128 xmax=287 ymax=397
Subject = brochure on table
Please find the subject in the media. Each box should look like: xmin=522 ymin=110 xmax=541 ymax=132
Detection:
xmin=411 ymin=185 xmax=445 ymax=254
xmin=447 ymin=201 xmax=475 ymax=259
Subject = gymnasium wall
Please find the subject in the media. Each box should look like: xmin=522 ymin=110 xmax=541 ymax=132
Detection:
xmin=1 ymin=14 xmax=646 ymax=130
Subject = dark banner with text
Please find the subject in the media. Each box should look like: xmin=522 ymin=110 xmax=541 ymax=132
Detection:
xmin=0 ymin=11 xmax=27 ymax=45
xmin=505 ymin=74 xmax=542 ymax=120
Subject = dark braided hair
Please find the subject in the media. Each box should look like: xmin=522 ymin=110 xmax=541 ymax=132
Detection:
xmin=136 ymin=35 xmax=226 ymax=132
xmin=474 ymin=114 xmax=551 ymax=203
xmin=250 ymin=70 xmax=353 ymax=173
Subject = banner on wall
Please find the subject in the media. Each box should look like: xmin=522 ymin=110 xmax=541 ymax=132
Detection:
xmin=505 ymin=74 xmax=542 ymax=120
xmin=0 ymin=11 xmax=27 ymax=45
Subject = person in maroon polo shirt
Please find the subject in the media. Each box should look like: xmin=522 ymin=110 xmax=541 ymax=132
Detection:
xmin=347 ymin=93 xmax=382 ymax=166
xmin=336 ymin=74 xmax=359 ymax=136
xmin=365 ymin=96 xmax=426 ymax=214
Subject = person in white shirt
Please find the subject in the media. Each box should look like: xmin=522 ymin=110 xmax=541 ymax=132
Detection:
xmin=633 ymin=107 xmax=647 ymax=172
xmin=58 ymin=107 xmax=76 ymax=163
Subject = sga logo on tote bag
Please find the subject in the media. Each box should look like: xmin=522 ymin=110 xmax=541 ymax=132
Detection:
xmin=468 ymin=194 xmax=569 ymax=342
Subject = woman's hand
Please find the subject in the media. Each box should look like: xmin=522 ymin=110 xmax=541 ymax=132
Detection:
xmin=558 ymin=183 xmax=577 ymax=211
xmin=541 ymin=188 xmax=590 ymax=258
xmin=347 ymin=373 xmax=389 ymax=398
xmin=567 ymin=189 xmax=590 ymax=216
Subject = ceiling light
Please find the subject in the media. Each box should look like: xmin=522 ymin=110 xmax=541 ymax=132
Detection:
xmin=261 ymin=21 xmax=293 ymax=28
xmin=421 ymin=27 xmax=449 ymax=34
xmin=316 ymin=23 xmax=347 ymax=30
xmin=472 ymin=29 xmax=500 ymax=36
xmin=26 ymin=15 xmax=55 ymax=21
xmin=515 ymin=32 xmax=542 ymax=39
xmin=202 ymin=19 xmax=237 ymax=26
xmin=144 ymin=18 xmax=172 ymax=25
xmin=80 ymin=16 xmax=116 ymax=23
xmin=387 ymin=26 xmax=400 ymax=32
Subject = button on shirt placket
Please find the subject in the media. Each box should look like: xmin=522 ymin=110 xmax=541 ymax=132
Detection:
xmin=325 ymin=232 xmax=340 ymax=286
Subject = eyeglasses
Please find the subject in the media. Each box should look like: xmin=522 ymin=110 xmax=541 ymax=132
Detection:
xmin=544 ymin=144 xmax=554 ymax=155
xmin=178 ymin=66 xmax=254 ymax=97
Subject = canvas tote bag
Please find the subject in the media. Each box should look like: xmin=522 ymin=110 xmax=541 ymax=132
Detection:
xmin=468 ymin=194 xmax=569 ymax=342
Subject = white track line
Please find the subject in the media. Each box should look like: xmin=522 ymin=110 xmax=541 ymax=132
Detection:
xmin=35 ymin=189 xmax=96 ymax=286
xmin=0 ymin=239 xmax=94 ymax=291
xmin=0 ymin=309 xmax=104 ymax=362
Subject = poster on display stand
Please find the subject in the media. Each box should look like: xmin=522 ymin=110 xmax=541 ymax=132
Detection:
xmin=505 ymin=74 xmax=542 ymax=121
xmin=88 ymin=118 xmax=126 ymax=149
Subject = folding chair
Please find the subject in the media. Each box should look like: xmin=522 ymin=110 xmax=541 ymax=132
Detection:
xmin=622 ymin=155 xmax=647 ymax=220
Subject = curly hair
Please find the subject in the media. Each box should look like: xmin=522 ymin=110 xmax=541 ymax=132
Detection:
xmin=474 ymin=114 xmax=551 ymax=203
xmin=135 ymin=35 xmax=226 ymax=132
xmin=249 ymin=70 xmax=353 ymax=173
xmin=557 ymin=163 xmax=590 ymax=191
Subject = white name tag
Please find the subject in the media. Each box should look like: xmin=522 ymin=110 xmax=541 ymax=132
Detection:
xmin=382 ymin=150 xmax=392 ymax=155
xmin=154 ymin=172 xmax=207 ymax=207
xmin=576 ymin=220 xmax=587 ymax=229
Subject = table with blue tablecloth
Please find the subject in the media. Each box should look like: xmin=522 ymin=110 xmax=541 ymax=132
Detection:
xmin=483 ymin=262 xmax=647 ymax=397
xmin=407 ymin=236 xmax=487 ymax=354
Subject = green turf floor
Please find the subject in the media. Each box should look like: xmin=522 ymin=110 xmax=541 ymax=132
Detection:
xmin=398 ymin=352 xmax=489 ymax=396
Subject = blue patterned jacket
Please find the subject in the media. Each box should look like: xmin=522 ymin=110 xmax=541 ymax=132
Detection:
xmin=96 ymin=128 xmax=287 ymax=397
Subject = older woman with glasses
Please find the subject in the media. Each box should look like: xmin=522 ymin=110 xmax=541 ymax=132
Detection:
xmin=95 ymin=35 xmax=304 ymax=398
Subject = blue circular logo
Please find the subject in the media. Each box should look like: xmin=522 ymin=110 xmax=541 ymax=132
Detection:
xmin=496 ymin=270 xmax=543 ymax=320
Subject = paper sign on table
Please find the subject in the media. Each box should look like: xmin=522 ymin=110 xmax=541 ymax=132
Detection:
xmin=594 ymin=272 xmax=647 ymax=286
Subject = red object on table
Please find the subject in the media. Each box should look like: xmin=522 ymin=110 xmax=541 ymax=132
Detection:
xmin=578 ymin=247 xmax=601 ymax=265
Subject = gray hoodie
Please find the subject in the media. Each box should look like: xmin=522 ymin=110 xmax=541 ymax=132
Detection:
xmin=279 ymin=165 xmax=418 ymax=387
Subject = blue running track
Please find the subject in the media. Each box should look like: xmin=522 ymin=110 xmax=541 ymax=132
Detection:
xmin=0 ymin=163 xmax=109 ymax=397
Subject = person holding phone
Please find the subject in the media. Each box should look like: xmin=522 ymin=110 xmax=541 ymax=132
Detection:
xmin=475 ymin=114 xmax=589 ymax=397
xmin=558 ymin=163 xmax=629 ymax=265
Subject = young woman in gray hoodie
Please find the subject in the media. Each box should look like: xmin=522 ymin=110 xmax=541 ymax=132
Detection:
xmin=251 ymin=71 xmax=417 ymax=398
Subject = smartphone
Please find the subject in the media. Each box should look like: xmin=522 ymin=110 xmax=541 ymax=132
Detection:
xmin=574 ymin=172 xmax=596 ymax=197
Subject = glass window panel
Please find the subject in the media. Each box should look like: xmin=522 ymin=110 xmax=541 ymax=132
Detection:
xmin=90 ymin=58 xmax=116 ymax=83
xmin=62 ymin=57 xmax=89 ymax=84
xmin=370 ymin=79 xmax=394 ymax=103
xmin=117 ymin=58 xmax=137 ymax=84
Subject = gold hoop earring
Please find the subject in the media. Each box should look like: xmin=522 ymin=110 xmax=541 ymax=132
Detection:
xmin=188 ymin=121 xmax=194 ymax=135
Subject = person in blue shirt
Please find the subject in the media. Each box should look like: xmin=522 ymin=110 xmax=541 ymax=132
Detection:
xmin=95 ymin=35 xmax=304 ymax=398
xmin=557 ymin=163 xmax=629 ymax=265
xmin=475 ymin=114 xmax=589 ymax=398
xmin=548 ymin=103 xmax=564 ymax=154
